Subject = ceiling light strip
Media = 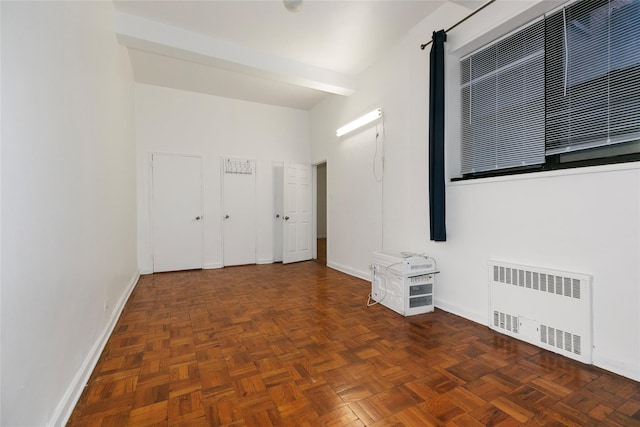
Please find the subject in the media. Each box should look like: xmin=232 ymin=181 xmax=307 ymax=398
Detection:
xmin=336 ymin=108 xmax=383 ymax=137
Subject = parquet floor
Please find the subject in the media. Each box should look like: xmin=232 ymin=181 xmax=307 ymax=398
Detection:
xmin=68 ymin=262 xmax=640 ymax=426
xmin=314 ymin=239 xmax=327 ymax=266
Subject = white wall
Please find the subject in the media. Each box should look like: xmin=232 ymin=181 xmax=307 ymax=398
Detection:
xmin=135 ymin=84 xmax=310 ymax=272
xmin=1 ymin=1 xmax=138 ymax=425
xmin=0 ymin=3 xmax=4 ymax=422
xmin=310 ymin=0 xmax=640 ymax=381
xmin=309 ymin=3 xmax=452 ymax=279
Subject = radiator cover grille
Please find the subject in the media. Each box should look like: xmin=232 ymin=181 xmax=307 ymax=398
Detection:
xmin=489 ymin=261 xmax=592 ymax=364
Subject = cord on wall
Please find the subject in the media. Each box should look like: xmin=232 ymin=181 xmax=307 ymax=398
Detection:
xmin=373 ymin=119 xmax=386 ymax=250
xmin=373 ymin=121 xmax=385 ymax=183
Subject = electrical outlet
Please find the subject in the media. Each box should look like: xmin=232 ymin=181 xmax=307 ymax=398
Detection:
xmin=103 ymin=299 xmax=109 ymax=312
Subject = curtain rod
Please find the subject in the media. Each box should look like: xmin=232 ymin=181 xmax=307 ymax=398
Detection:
xmin=420 ymin=0 xmax=496 ymax=50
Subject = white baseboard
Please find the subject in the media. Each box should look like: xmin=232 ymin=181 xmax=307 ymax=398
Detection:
xmin=257 ymin=258 xmax=273 ymax=265
xmin=203 ymin=262 xmax=223 ymax=270
xmin=326 ymin=261 xmax=370 ymax=282
xmin=322 ymin=265 xmax=488 ymax=328
xmin=593 ymin=353 xmax=640 ymax=382
xmin=437 ymin=299 xmax=640 ymax=381
xmin=49 ymin=271 xmax=140 ymax=427
xmin=435 ymin=298 xmax=488 ymax=327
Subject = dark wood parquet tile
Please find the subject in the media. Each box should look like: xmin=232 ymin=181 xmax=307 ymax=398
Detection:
xmin=315 ymin=239 xmax=327 ymax=266
xmin=68 ymin=262 xmax=640 ymax=426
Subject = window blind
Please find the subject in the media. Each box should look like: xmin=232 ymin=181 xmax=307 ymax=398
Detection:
xmin=546 ymin=0 xmax=640 ymax=155
xmin=461 ymin=20 xmax=546 ymax=175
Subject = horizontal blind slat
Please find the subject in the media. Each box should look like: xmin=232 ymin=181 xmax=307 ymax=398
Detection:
xmin=545 ymin=0 xmax=640 ymax=155
xmin=461 ymin=20 xmax=545 ymax=174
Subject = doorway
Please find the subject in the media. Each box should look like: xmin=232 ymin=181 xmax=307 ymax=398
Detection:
xmin=272 ymin=161 xmax=313 ymax=263
xmin=315 ymin=162 xmax=327 ymax=266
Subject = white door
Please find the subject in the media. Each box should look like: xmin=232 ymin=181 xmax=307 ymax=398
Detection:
xmin=283 ymin=162 xmax=312 ymax=264
xmin=222 ymin=158 xmax=256 ymax=266
xmin=273 ymin=162 xmax=284 ymax=263
xmin=152 ymin=153 xmax=203 ymax=272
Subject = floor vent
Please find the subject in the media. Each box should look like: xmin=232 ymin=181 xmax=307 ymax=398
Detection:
xmin=489 ymin=261 xmax=592 ymax=364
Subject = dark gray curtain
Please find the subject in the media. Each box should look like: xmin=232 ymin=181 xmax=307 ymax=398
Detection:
xmin=429 ymin=30 xmax=447 ymax=242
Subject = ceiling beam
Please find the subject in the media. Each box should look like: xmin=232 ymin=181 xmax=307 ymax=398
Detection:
xmin=115 ymin=12 xmax=356 ymax=97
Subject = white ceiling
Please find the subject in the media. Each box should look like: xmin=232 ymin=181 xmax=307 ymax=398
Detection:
xmin=114 ymin=0 xmax=466 ymax=110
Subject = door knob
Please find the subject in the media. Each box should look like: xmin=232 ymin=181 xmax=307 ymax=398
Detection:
xmin=284 ymin=216 xmax=290 ymax=220
xmin=195 ymin=216 xmax=201 ymax=220
xmin=225 ymin=215 xmax=230 ymax=219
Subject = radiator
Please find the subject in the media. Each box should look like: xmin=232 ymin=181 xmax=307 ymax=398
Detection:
xmin=488 ymin=261 xmax=592 ymax=364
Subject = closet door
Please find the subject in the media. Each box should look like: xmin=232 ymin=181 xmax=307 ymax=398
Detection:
xmin=222 ymin=158 xmax=256 ymax=266
xmin=152 ymin=153 xmax=203 ymax=272
xmin=273 ymin=162 xmax=284 ymax=263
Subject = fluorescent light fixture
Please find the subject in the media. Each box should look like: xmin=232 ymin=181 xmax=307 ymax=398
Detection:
xmin=336 ymin=108 xmax=382 ymax=137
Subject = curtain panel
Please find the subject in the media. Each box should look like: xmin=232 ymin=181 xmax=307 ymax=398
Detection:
xmin=429 ymin=29 xmax=447 ymax=242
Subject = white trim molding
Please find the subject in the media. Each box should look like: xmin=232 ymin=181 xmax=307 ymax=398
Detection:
xmin=326 ymin=261 xmax=370 ymax=282
xmin=50 ymin=272 xmax=140 ymax=427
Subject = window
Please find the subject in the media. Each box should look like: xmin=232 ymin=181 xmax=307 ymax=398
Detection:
xmin=460 ymin=0 xmax=640 ymax=179
xmin=461 ymin=20 xmax=545 ymax=175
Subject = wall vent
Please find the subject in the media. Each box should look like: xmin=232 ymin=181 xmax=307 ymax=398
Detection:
xmin=540 ymin=324 xmax=582 ymax=356
xmin=489 ymin=261 xmax=592 ymax=364
xmin=493 ymin=310 xmax=519 ymax=334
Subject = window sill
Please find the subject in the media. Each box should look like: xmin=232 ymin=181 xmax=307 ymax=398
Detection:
xmin=449 ymin=159 xmax=640 ymax=187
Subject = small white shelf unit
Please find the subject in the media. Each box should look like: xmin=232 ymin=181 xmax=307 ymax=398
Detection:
xmin=371 ymin=251 xmax=437 ymax=316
